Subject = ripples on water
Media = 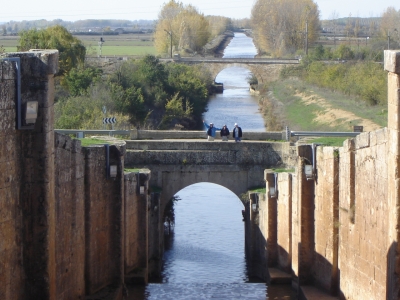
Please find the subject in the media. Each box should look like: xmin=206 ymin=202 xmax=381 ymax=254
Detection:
xmin=127 ymin=33 xmax=296 ymax=300
xmin=162 ymin=184 xmax=247 ymax=284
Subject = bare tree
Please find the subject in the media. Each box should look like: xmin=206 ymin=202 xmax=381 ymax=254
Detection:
xmin=251 ymin=0 xmax=320 ymax=57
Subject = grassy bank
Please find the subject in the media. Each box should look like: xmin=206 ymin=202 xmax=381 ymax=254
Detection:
xmin=261 ymin=78 xmax=387 ymax=133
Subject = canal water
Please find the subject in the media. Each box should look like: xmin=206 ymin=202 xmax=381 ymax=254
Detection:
xmin=128 ymin=33 xmax=295 ymax=299
xmin=203 ymin=32 xmax=265 ymax=132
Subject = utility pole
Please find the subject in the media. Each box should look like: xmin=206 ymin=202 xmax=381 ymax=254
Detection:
xmin=305 ymin=20 xmax=308 ymax=55
xmin=164 ymin=30 xmax=172 ymax=58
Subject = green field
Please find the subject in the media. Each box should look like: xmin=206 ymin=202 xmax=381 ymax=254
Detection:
xmin=0 ymin=33 xmax=157 ymax=56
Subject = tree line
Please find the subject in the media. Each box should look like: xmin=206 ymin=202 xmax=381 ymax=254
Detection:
xmin=153 ymin=0 xmax=245 ymax=56
xmin=57 ymin=54 xmax=215 ymax=130
xmin=16 ymin=25 xmax=214 ymax=130
xmin=251 ymin=0 xmax=320 ymax=57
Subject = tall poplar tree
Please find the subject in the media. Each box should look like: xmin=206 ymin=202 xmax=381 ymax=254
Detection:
xmin=251 ymin=0 xmax=320 ymax=57
xmin=154 ymin=0 xmax=211 ymax=55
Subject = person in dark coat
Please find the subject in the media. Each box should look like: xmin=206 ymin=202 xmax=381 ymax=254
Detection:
xmin=232 ymin=123 xmax=242 ymax=142
xmin=220 ymin=125 xmax=230 ymax=141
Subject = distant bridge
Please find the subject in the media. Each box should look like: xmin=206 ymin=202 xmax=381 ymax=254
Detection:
xmin=162 ymin=57 xmax=300 ymax=83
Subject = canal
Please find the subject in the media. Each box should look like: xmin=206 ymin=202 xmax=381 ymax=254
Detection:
xmin=128 ymin=32 xmax=296 ymax=300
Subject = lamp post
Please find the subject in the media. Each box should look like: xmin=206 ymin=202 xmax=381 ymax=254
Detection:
xmin=98 ymin=36 xmax=105 ymax=57
xmin=164 ymin=30 xmax=172 ymax=58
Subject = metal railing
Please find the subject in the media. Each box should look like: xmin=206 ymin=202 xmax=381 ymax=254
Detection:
xmin=290 ymin=131 xmax=361 ymax=138
xmin=55 ymin=128 xmax=362 ymax=141
xmin=55 ymin=129 xmax=130 ymax=137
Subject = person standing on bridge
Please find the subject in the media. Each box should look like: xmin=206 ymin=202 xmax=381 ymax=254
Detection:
xmin=220 ymin=125 xmax=230 ymax=141
xmin=232 ymin=123 xmax=242 ymax=142
xmin=203 ymin=120 xmax=221 ymax=141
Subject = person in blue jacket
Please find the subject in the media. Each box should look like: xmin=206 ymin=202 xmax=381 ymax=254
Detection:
xmin=203 ymin=120 xmax=221 ymax=141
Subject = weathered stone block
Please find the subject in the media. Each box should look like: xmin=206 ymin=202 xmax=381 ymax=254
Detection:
xmin=354 ymin=132 xmax=370 ymax=150
xmin=369 ymin=128 xmax=387 ymax=147
xmin=384 ymin=50 xmax=400 ymax=74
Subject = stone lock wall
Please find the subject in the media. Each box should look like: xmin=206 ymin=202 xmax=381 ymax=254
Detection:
xmin=124 ymin=171 xmax=150 ymax=282
xmin=246 ymin=51 xmax=400 ymax=299
xmin=0 ymin=51 xmax=59 ymax=299
xmin=339 ymin=129 xmax=389 ymax=299
xmin=83 ymin=144 xmax=125 ymax=295
xmin=251 ymin=133 xmax=392 ymax=299
xmin=54 ymin=133 xmax=85 ymax=299
xmin=0 ymin=54 xmax=26 ymax=300
xmin=313 ymin=146 xmax=339 ymax=294
xmin=276 ymin=173 xmax=292 ymax=273
xmin=0 ymin=52 xmax=152 ymax=300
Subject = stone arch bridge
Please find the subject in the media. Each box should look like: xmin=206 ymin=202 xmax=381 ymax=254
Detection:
xmin=167 ymin=57 xmax=300 ymax=83
xmin=124 ymin=139 xmax=292 ymax=212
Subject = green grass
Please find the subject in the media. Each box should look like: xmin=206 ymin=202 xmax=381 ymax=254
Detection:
xmin=92 ymin=45 xmax=156 ymax=56
xmin=308 ymin=84 xmax=387 ymax=127
xmin=2 ymin=47 xmax=17 ymax=52
xmin=271 ymin=168 xmax=295 ymax=173
xmin=78 ymin=138 xmax=109 ymax=146
xmin=124 ymin=168 xmax=141 ymax=172
xmin=270 ymin=78 xmax=387 ymax=131
xmin=308 ymin=137 xmax=348 ymax=147
xmin=249 ymin=187 xmax=266 ymax=193
xmin=0 ymin=33 xmax=157 ymax=57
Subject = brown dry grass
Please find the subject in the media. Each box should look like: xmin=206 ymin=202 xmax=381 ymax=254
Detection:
xmin=297 ymin=92 xmax=381 ymax=132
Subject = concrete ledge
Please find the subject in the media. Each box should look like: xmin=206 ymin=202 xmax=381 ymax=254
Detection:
xmin=85 ymin=283 xmax=124 ymax=300
xmin=299 ymin=286 xmax=339 ymax=300
xmin=269 ymin=268 xmax=292 ymax=284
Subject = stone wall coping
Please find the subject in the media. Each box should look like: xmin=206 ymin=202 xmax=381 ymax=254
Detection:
xmin=384 ymin=50 xmax=400 ymax=73
xmin=4 ymin=50 xmax=59 ymax=75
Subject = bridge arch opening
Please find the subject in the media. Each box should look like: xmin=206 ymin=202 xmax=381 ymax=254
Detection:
xmin=213 ymin=65 xmax=260 ymax=86
xmin=162 ymin=182 xmax=247 ymax=282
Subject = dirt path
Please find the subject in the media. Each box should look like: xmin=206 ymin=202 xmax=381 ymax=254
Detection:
xmin=296 ymin=92 xmax=382 ymax=132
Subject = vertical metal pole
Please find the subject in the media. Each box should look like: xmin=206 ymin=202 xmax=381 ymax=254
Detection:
xmin=2 ymin=57 xmax=22 ymax=129
xmin=305 ymin=20 xmax=308 ymax=55
xmin=102 ymin=106 xmax=106 ymax=130
xmin=105 ymin=144 xmax=110 ymax=179
xmin=164 ymin=29 xmax=172 ymax=58
xmin=170 ymin=32 xmax=173 ymax=58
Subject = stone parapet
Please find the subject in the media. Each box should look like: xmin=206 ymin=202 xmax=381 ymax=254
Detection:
xmin=131 ymin=129 xmax=284 ymax=141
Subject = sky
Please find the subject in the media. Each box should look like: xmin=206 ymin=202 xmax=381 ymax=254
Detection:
xmin=0 ymin=0 xmax=399 ymax=23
